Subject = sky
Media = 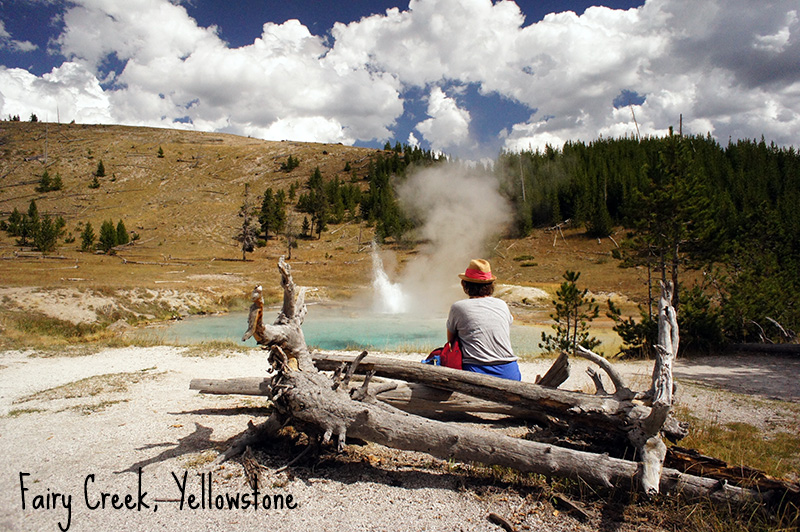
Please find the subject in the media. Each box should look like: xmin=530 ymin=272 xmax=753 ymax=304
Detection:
xmin=0 ymin=0 xmax=798 ymax=160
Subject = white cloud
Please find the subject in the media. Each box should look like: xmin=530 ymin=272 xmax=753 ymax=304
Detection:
xmin=0 ymin=20 xmax=38 ymax=52
xmin=10 ymin=0 xmax=403 ymax=144
xmin=0 ymin=63 xmax=112 ymax=123
xmin=414 ymin=87 xmax=470 ymax=151
xmin=0 ymin=0 xmax=799 ymax=152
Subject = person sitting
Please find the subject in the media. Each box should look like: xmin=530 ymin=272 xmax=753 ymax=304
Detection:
xmin=446 ymin=259 xmax=521 ymax=381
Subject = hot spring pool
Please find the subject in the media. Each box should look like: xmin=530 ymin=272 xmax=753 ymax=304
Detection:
xmin=144 ymin=307 xmax=549 ymax=355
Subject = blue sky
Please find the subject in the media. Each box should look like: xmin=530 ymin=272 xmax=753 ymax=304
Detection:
xmin=1 ymin=0 xmax=798 ymax=160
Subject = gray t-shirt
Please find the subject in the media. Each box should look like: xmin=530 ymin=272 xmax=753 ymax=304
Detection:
xmin=446 ymin=296 xmax=516 ymax=365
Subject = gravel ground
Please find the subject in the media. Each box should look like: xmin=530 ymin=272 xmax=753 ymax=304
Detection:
xmin=1 ymin=346 xmax=798 ymax=532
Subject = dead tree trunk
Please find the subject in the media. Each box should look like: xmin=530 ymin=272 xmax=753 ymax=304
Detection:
xmin=626 ymin=281 xmax=679 ymax=495
xmin=196 ymin=258 xmax=780 ymax=505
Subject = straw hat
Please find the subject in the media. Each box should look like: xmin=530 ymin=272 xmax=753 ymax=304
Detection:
xmin=458 ymin=258 xmax=496 ymax=284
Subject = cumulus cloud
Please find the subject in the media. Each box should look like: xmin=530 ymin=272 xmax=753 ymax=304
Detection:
xmin=414 ymin=86 xmax=471 ymax=151
xmin=0 ymin=0 xmax=798 ymax=152
xmin=0 ymin=63 xmax=112 ymax=123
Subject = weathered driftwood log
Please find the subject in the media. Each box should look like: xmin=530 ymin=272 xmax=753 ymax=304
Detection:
xmin=311 ymin=352 xmax=688 ymax=449
xmin=190 ymin=377 xmax=272 ymax=396
xmin=666 ymin=446 xmax=800 ymax=507
xmin=190 ymin=376 xmax=537 ymax=417
xmin=575 ymin=345 xmax=635 ymax=400
xmin=196 ymin=258 xmax=776 ymax=504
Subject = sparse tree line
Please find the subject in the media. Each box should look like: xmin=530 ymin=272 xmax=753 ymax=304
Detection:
xmin=4 ymin=114 xmax=37 ymax=122
xmin=1 ymin=199 xmax=134 ymax=254
xmin=1 ymin=200 xmax=65 ymax=253
xmin=80 ymin=219 xmax=134 ymax=253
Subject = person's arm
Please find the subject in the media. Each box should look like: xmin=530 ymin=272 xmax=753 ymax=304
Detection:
xmin=447 ymin=328 xmax=457 ymax=345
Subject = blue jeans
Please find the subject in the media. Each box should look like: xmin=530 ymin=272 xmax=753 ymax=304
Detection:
xmin=462 ymin=361 xmax=521 ymax=381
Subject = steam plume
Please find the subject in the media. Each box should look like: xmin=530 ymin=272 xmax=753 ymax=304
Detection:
xmin=384 ymin=163 xmax=511 ymax=315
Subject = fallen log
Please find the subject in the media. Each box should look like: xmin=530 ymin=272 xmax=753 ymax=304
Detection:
xmin=667 ymin=446 xmax=800 ymax=499
xmin=190 ymin=377 xmax=272 ymax=396
xmin=277 ymin=365 xmax=764 ymax=504
xmin=190 ymin=377 xmax=536 ymax=418
xmin=311 ymin=351 xmax=688 ymax=449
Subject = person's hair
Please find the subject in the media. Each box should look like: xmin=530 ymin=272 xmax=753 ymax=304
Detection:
xmin=462 ymin=280 xmax=494 ymax=297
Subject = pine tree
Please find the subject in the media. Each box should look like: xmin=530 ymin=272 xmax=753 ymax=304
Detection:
xmin=5 ymin=208 xmax=22 ymax=236
xmin=157 ymin=146 xmax=164 ymax=158
xmin=33 ymin=214 xmax=64 ymax=253
xmin=81 ymin=222 xmax=96 ymax=252
xmin=50 ymin=173 xmax=63 ymax=191
xmin=116 ymin=220 xmax=130 ymax=245
xmin=98 ymin=220 xmax=117 ymax=253
xmin=36 ymin=170 xmax=52 ymax=192
xmin=301 ymin=216 xmax=310 ymax=237
xmin=15 ymin=200 xmax=40 ymax=246
xmin=260 ymin=188 xmax=276 ymax=239
xmin=95 ymin=160 xmax=106 ymax=177
xmin=540 ymin=270 xmax=600 ymax=355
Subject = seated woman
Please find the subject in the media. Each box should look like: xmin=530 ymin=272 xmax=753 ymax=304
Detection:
xmin=447 ymin=259 xmax=521 ymax=381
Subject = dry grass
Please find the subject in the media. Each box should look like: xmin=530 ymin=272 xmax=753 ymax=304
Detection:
xmin=674 ymin=404 xmax=800 ymax=481
xmin=13 ymin=368 xmax=162 ymax=404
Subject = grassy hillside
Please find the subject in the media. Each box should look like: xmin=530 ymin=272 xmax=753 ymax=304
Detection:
xmin=0 ymin=122 xmax=380 ymax=290
xmin=0 ymin=122 xmax=648 ymax=344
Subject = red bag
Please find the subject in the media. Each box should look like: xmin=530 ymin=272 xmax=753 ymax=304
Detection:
xmin=425 ymin=339 xmax=463 ymax=370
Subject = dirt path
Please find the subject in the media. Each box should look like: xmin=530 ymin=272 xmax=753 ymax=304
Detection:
xmin=0 ymin=347 xmax=797 ymax=532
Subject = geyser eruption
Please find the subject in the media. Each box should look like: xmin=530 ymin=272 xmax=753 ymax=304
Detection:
xmin=369 ymin=163 xmax=512 ymax=316
xmin=371 ymin=245 xmax=408 ymax=314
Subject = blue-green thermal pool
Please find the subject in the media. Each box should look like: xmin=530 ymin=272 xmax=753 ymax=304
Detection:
xmin=143 ymin=306 xmax=549 ymax=355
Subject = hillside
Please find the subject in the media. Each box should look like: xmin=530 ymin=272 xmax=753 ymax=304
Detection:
xmin=0 ymin=122 xmax=647 ymax=345
xmin=0 ymin=122 xmax=382 ymax=285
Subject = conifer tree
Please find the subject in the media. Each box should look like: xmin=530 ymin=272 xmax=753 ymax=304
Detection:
xmin=33 ymin=214 xmax=65 ymax=253
xmin=95 ymin=160 xmax=106 ymax=177
xmin=15 ymin=200 xmax=40 ymax=246
xmin=98 ymin=220 xmax=117 ymax=252
xmin=540 ymin=270 xmax=600 ymax=355
xmin=36 ymin=169 xmax=52 ymax=193
xmin=116 ymin=220 xmax=130 ymax=245
xmin=81 ymin=222 xmax=96 ymax=252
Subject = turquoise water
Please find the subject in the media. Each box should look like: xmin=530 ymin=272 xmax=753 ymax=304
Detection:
xmin=146 ymin=307 xmax=547 ymax=355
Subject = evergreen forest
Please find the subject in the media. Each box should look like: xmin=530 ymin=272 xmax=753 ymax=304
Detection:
xmin=494 ymin=131 xmax=800 ymax=348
